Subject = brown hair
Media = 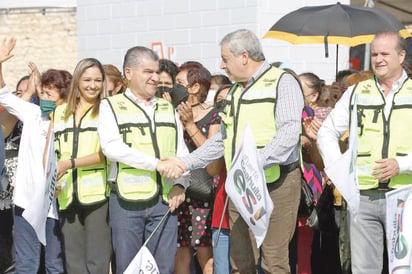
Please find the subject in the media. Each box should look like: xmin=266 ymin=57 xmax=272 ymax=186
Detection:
xmin=65 ymin=58 xmax=106 ymax=120
xmin=103 ymin=64 xmax=127 ymax=95
xmin=178 ymin=61 xmax=211 ymax=103
xmin=41 ymin=69 xmax=72 ymax=102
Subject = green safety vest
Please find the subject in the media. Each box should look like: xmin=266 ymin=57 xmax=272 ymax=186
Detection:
xmin=54 ymin=103 xmax=107 ymax=210
xmin=352 ymin=78 xmax=412 ymax=189
xmin=105 ymin=94 xmax=177 ymax=201
xmin=220 ymin=66 xmax=285 ymax=183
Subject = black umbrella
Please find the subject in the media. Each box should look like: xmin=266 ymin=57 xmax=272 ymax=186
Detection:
xmin=263 ymin=2 xmax=411 ymax=74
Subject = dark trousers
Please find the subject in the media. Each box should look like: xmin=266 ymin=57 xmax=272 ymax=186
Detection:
xmin=0 ymin=208 xmax=14 ymax=273
xmin=59 ymin=201 xmax=112 ymax=274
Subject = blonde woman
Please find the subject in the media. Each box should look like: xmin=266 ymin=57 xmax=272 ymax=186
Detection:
xmin=54 ymin=58 xmax=111 ymax=274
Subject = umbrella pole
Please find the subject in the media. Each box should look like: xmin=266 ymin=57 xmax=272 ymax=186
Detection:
xmin=335 ymin=44 xmax=339 ymax=81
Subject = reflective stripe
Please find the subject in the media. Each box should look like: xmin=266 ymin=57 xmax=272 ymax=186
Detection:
xmin=106 ymin=94 xmax=176 ymax=201
xmin=54 ymin=103 xmax=107 ymax=210
xmin=353 ymin=78 xmax=412 ymax=189
xmin=223 ymin=67 xmax=284 ymax=183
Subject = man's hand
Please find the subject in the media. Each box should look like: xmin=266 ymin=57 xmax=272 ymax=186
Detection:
xmin=168 ymin=184 xmax=185 ymax=213
xmin=157 ymin=157 xmax=186 ymax=179
xmin=0 ymin=37 xmax=16 ymax=64
xmin=372 ymin=158 xmax=399 ymax=181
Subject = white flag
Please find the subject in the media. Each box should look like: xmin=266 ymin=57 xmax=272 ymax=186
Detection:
xmin=325 ymin=99 xmax=360 ymax=219
xmin=386 ymin=186 xmax=412 ymax=274
xmin=225 ymin=124 xmax=274 ymax=247
xmin=23 ymin=129 xmax=57 ymax=245
xmin=123 ymin=246 xmax=159 ymax=274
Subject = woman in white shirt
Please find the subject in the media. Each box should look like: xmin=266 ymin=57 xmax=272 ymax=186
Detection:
xmin=0 ymin=38 xmax=70 ymax=274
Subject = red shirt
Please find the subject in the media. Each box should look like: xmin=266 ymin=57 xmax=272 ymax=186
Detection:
xmin=211 ymin=168 xmax=230 ymax=229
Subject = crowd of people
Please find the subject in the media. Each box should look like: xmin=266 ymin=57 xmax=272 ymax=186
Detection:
xmin=0 ymin=28 xmax=411 ymax=274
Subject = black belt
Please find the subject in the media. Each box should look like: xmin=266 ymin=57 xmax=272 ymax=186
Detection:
xmin=378 ymin=181 xmax=390 ymax=191
xmin=361 ymin=181 xmax=393 ymax=192
xmin=280 ymin=161 xmax=299 ymax=175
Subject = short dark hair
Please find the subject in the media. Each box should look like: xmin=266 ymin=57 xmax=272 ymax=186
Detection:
xmin=159 ymin=59 xmax=178 ymax=85
xmin=179 ymin=61 xmax=211 ymax=103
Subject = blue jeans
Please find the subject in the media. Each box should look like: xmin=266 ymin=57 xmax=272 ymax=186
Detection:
xmin=348 ymin=190 xmax=387 ymax=274
xmin=14 ymin=206 xmax=64 ymax=274
xmin=212 ymin=228 xmax=231 ymax=274
xmin=109 ymin=192 xmax=177 ymax=274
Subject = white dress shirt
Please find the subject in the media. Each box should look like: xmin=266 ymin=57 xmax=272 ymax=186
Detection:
xmin=98 ymin=88 xmax=189 ymax=188
xmin=317 ymin=71 xmax=412 ymax=174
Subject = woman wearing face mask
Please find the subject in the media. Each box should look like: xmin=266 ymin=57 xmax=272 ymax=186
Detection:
xmin=0 ymin=38 xmax=70 ymax=274
xmin=54 ymin=58 xmax=111 ymax=274
xmin=175 ymin=61 xmax=221 ymax=274
xmin=205 ymin=74 xmax=231 ymax=106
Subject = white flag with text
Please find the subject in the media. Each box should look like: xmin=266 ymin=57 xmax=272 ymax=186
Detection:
xmin=123 ymin=246 xmax=159 ymax=274
xmin=325 ymin=100 xmax=360 ymax=219
xmin=225 ymin=124 xmax=274 ymax=247
xmin=22 ymin=130 xmax=57 ymax=245
xmin=386 ymin=186 xmax=412 ymax=274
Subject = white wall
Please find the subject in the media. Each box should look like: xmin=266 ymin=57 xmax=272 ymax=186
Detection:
xmin=76 ymin=0 xmax=350 ymax=84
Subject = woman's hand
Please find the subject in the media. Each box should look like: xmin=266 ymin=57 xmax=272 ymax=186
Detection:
xmin=303 ymin=117 xmax=323 ymax=141
xmin=178 ymin=101 xmax=195 ymax=127
xmin=0 ymin=37 xmax=16 ymax=64
xmin=162 ymin=91 xmax=172 ymax=103
xmin=27 ymin=62 xmax=42 ymax=98
xmin=57 ymin=159 xmax=71 ymax=180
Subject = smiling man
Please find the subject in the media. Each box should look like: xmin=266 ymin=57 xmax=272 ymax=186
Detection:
xmin=97 ymin=46 xmax=189 ymax=274
xmin=158 ymin=29 xmax=304 ymax=273
xmin=317 ymin=31 xmax=412 ymax=274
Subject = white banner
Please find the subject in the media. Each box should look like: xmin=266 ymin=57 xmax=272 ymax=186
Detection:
xmin=225 ymin=124 xmax=274 ymax=247
xmin=386 ymin=186 xmax=412 ymax=274
xmin=22 ymin=128 xmax=57 ymax=245
xmin=124 ymin=246 xmax=159 ymax=274
xmin=325 ymin=100 xmax=360 ymax=219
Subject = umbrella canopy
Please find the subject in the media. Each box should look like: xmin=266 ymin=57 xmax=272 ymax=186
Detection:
xmin=263 ymin=2 xmax=411 ymax=47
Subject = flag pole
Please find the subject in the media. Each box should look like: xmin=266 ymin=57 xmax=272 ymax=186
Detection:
xmin=213 ymin=195 xmax=230 ymax=247
xmin=143 ymin=208 xmax=171 ymax=247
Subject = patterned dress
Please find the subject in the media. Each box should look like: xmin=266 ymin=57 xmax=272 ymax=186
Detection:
xmin=0 ymin=121 xmax=22 ymax=210
xmin=177 ymin=108 xmax=221 ymax=248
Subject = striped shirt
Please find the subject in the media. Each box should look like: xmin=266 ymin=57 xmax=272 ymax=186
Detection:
xmin=181 ymin=61 xmax=304 ymax=171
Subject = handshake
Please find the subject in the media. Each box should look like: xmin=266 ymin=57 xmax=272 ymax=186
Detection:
xmin=156 ymin=157 xmax=187 ymax=179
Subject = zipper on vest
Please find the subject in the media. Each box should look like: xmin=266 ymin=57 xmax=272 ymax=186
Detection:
xmin=382 ymin=122 xmax=389 ymax=159
xmin=138 ymin=126 xmax=145 ymax=136
xmin=372 ymin=109 xmax=380 ymax=123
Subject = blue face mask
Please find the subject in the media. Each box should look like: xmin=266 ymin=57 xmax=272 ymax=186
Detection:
xmin=39 ymin=99 xmax=56 ymax=115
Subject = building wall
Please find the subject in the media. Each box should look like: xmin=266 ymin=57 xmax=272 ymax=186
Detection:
xmin=0 ymin=6 xmax=77 ymax=90
xmin=76 ymin=0 xmax=350 ymax=84
xmin=0 ymin=0 xmax=351 ymax=88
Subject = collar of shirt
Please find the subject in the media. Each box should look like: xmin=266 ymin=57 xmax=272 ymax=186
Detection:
xmin=124 ymin=88 xmax=157 ymax=128
xmin=376 ymin=70 xmax=408 ymax=119
xmin=124 ymin=88 xmax=157 ymax=108
xmin=376 ymin=69 xmax=408 ymax=96
xmin=244 ymin=61 xmax=271 ymax=89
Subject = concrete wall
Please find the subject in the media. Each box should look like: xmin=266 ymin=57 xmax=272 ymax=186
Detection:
xmin=76 ymin=0 xmax=350 ymax=84
xmin=0 ymin=6 xmax=77 ymax=90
